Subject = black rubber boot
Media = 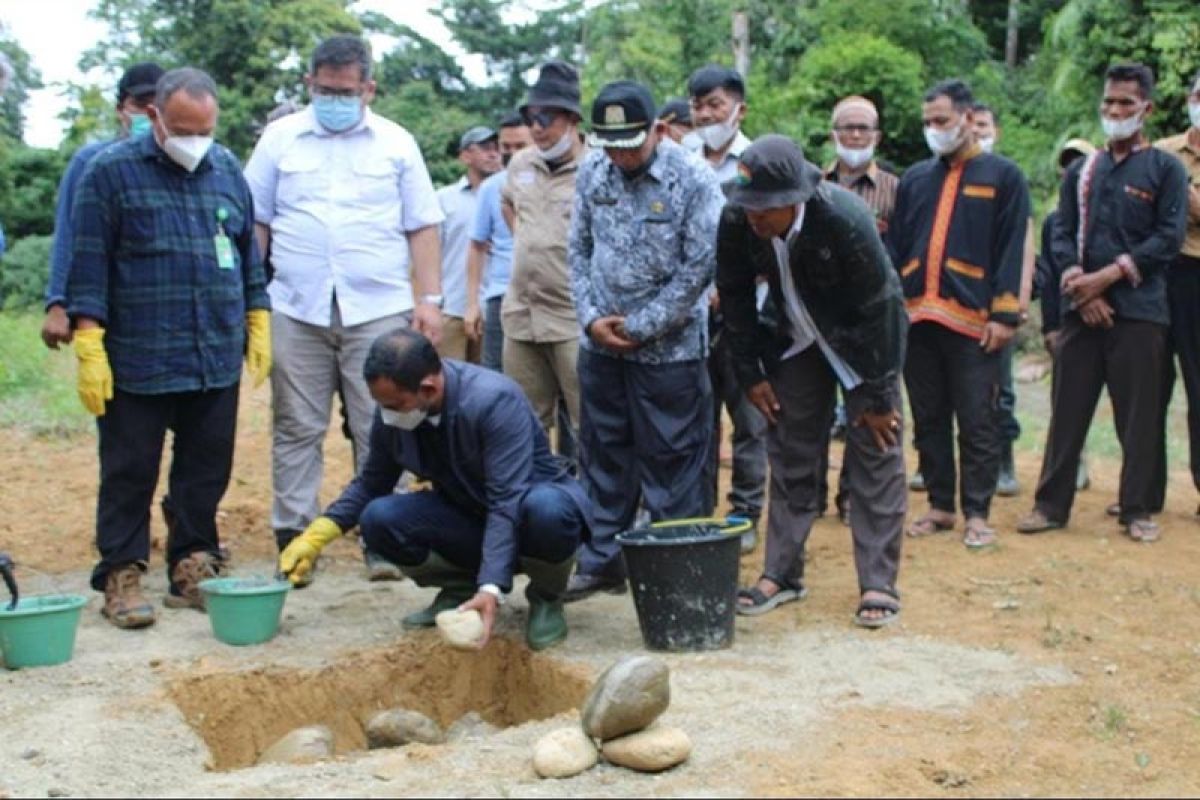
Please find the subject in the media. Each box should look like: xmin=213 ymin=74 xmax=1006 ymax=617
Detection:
xmin=400 ymin=552 xmax=476 ymax=629
xmin=996 ymin=443 xmax=1020 ymax=497
xmin=520 ymin=556 xmax=574 ymax=650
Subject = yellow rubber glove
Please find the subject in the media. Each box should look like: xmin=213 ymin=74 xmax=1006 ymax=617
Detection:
xmin=245 ymin=308 xmax=271 ymax=388
xmin=279 ymin=516 xmax=342 ymax=586
xmin=72 ymin=327 xmax=113 ymax=416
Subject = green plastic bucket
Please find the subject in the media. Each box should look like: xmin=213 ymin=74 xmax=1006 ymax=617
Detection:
xmin=200 ymin=577 xmax=290 ymax=646
xmin=0 ymin=594 xmax=87 ymax=669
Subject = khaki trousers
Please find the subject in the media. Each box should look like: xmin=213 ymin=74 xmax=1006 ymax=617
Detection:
xmin=503 ymin=336 xmax=580 ymax=451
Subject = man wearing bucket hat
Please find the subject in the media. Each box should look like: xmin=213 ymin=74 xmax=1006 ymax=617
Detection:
xmin=278 ymin=328 xmax=592 ymax=650
xmin=715 ymin=135 xmax=908 ymax=628
xmin=500 ymin=61 xmax=587 ymax=455
xmin=564 ymin=80 xmax=724 ymax=601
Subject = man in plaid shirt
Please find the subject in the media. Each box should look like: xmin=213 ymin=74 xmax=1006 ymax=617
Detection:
xmin=67 ymin=67 xmax=271 ymax=629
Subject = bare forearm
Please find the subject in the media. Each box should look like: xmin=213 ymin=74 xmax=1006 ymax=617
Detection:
xmin=407 ymin=225 xmax=442 ymax=296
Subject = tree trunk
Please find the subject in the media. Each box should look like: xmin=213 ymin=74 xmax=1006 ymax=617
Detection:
xmin=1005 ymin=0 xmax=1020 ymax=68
xmin=732 ymin=11 xmax=750 ymax=78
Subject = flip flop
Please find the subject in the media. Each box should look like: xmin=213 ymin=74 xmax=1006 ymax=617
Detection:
xmin=854 ymin=598 xmax=900 ymax=629
xmin=1123 ymin=519 xmax=1160 ymax=543
xmin=1016 ymin=509 xmax=1064 ymax=535
xmin=963 ymin=521 xmax=998 ymax=550
xmin=736 ymin=578 xmax=807 ymax=617
xmin=906 ymin=514 xmax=954 ymax=538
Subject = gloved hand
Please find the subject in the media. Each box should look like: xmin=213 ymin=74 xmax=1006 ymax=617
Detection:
xmin=245 ymin=308 xmax=271 ymax=388
xmin=278 ymin=516 xmax=341 ymax=585
xmin=73 ymin=327 xmax=113 ymax=416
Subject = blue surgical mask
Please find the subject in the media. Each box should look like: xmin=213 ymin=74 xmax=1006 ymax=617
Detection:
xmin=128 ymin=113 xmax=152 ymax=137
xmin=312 ymin=95 xmax=363 ymax=133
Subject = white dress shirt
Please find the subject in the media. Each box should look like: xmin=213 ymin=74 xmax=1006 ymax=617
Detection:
xmin=686 ymin=130 xmax=752 ymax=183
xmin=435 ymin=176 xmax=480 ymax=318
xmin=244 ymin=106 xmax=445 ymax=327
xmin=771 ymin=204 xmax=862 ymax=390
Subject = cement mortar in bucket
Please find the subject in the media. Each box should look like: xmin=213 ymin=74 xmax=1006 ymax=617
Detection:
xmin=616 ymin=516 xmax=750 ymax=652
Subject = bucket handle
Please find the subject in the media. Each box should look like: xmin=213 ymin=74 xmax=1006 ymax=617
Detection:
xmin=0 ymin=553 xmax=17 ymax=610
xmin=649 ymin=515 xmax=753 ymax=536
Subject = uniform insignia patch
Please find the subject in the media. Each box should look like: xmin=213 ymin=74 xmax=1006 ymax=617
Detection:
xmin=605 ymin=105 xmax=626 ymax=125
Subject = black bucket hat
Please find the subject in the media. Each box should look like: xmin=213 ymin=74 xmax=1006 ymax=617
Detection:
xmin=729 ymin=135 xmax=823 ymax=210
xmin=519 ymin=60 xmax=582 ymax=118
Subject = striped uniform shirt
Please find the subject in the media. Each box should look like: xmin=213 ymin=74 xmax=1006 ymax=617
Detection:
xmin=823 ymin=160 xmax=899 ymax=229
xmin=68 ymin=134 xmax=269 ymax=395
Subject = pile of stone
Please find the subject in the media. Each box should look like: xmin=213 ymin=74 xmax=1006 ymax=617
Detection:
xmin=257 ymin=708 xmax=455 ymax=766
xmin=532 ymin=654 xmax=691 ymax=779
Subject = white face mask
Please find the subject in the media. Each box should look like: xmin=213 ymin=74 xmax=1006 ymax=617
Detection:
xmin=696 ymin=103 xmax=741 ymax=152
xmin=835 ymin=142 xmax=874 ymax=170
xmin=978 ymin=136 xmax=996 ymax=154
xmin=924 ymin=123 xmax=964 ymax=156
xmin=1188 ymin=102 xmax=1200 ymax=130
xmin=536 ymin=130 xmax=574 ymax=162
xmin=1101 ymin=106 xmax=1145 ymax=141
xmin=380 ymin=406 xmax=427 ymax=431
xmin=162 ymin=134 xmax=213 ymax=172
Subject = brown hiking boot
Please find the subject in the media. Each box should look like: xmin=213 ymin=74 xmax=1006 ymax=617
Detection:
xmin=164 ymin=551 xmax=223 ymax=611
xmin=102 ymin=564 xmax=156 ymax=629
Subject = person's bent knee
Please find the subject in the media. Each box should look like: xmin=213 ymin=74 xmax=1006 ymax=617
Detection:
xmin=520 ymin=485 xmax=582 ymax=560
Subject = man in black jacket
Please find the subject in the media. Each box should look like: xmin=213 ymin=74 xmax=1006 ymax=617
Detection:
xmin=716 ymin=135 xmax=908 ymax=627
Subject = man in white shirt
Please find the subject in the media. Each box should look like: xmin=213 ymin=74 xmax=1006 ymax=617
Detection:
xmin=244 ymin=35 xmax=445 ymax=570
xmin=437 ymin=126 xmax=501 ymax=362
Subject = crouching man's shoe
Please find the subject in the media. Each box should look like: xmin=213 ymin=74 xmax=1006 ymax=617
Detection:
xmin=520 ymin=556 xmax=574 ymax=650
xmin=398 ymin=551 xmax=476 ymax=629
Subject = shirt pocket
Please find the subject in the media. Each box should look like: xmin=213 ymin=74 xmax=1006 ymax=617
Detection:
xmin=277 ymin=152 xmax=326 ymax=206
xmin=120 ymin=205 xmax=176 ymax=258
xmin=353 ymin=157 xmax=399 ymax=208
xmin=1120 ymin=183 xmax=1156 ymax=231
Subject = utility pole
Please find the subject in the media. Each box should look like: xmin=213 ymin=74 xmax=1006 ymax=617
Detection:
xmin=732 ymin=10 xmax=750 ymax=77
xmin=1004 ymin=0 xmax=1020 ymax=68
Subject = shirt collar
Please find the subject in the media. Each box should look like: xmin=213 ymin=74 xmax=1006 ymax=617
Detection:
xmin=773 ymin=203 xmax=806 ymax=247
xmin=823 ymin=159 xmax=879 ymax=185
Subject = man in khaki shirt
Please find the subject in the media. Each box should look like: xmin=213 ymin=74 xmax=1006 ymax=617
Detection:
xmin=1155 ymin=69 xmax=1200 ymax=511
xmin=501 ymin=61 xmax=586 ymax=449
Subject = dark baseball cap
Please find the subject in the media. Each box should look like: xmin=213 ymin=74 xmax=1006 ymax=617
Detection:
xmin=657 ymin=98 xmax=691 ymax=126
xmin=729 ymin=135 xmax=823 ymax=210
xmin=459 ymin=126 xmax=497 ymax=151
xmin=588 ymin=80 xmax=656 ymax=149
xmin=117 ymin=62 xmax=165 ymax=102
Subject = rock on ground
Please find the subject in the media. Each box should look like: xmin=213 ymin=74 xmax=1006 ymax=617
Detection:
xmin=435 ymin=608 xmax=485 ymax=650
xmin=601 ymin=725 xmax=692 ymax=772
xmin=581 ymin=655 xmax=670 ymax=740
xmin=446 ymin=711 xmax=498 ymax=742
xmin=532 ymin=727 xmax=600 ymax=779
xmin=365 ymin=709 xmax=446 ymax=749
xmin=257 ymin=725 xmax=334 ymax=765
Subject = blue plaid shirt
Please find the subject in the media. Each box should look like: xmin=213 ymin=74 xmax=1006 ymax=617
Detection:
xmin=68 ymin=135 xmax=269 ymax=395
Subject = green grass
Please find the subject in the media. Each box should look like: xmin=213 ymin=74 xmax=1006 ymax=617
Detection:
xmin=0 ymin=310 xmax=91 ymax=436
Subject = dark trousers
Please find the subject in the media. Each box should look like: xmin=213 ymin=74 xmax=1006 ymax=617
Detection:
xmin=92 ymin=384 xmax=239 ymax=591
xmin=576 ymin=349 xmax=713 ymax=579
xmin=703 ymin=332 xmax=768 ymax=520
xmin=996 ymin=342 xmax=1021 ymax=444
xmin=1161 ymin=256 xmax=1200 ymax=494
xmin=904 ymin=322 xmax=1001 ymax=518
xmin=1033 ymin=316 xmax=1168 ymax=523
xmin=359 ymin=486 xmax=583 ymax=577
xmin=482 ymin=295 xmax=504 ymax=372
xmin=763 ymin=346 xmax=906 ymax=597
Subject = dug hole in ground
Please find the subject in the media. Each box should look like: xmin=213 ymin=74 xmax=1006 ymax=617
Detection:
xmin=3 ymin=379 xmax=1200 ymax=797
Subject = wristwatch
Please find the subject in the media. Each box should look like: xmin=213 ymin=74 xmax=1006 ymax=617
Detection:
xmin=418 ymin=293 xmax=444 ymax=308
xmin=479 ymin=583 xmax=505 ymax=605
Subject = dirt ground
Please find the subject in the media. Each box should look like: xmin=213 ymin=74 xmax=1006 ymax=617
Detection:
xmin=2 ymin=378 xmax=1200 ymax=797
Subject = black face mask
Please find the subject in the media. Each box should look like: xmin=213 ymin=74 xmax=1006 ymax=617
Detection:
xmin=619 ymin=148 xmax=657 ymax=180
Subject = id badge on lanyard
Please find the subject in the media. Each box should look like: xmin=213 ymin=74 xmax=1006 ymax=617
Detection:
xmin=214 ymin=206 xmax=236 ymax=269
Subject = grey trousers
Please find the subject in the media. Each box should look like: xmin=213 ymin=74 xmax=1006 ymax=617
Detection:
xmin=270 ymin=305 xmax=410 ymax=532
xmin=763 ymin=346 xmax=906 ymax=598
xmin=575 ymin=349 xmax=714 ymax=579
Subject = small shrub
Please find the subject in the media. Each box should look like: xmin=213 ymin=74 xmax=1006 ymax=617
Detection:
xmin=0 ymin=234 xmax=52 ymax=310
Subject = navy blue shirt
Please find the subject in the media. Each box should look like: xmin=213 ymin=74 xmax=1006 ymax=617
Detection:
xmin=46 ymin=139 xmax=113 ymax=310
xmin=67 ymin=134 xmax=269 ymax=394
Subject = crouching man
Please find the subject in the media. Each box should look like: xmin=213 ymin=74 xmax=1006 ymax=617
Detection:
xmin=278 ymin=328 xmax=592 ymax=650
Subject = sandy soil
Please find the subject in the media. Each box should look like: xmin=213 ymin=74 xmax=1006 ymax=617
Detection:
xmin=2 ymin=379 xmax=1200 ymax=797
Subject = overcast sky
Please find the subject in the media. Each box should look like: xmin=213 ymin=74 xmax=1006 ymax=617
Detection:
xmin=0 ymin=0 xmax=487 ymax=148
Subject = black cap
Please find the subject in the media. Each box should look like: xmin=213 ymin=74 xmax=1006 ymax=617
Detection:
xmin=117 ymin=62 xmax=165 ymax=103
xmin=459 ymin=126 xmax=497 ymax=151
xmin=729 ymin=135 xmax=823 ymax=210
xmin=588 ymin=80 xmax=656 ymax=149
xmin=520 ymin=60 xmax=582 ymax=118
xmin=657 ymin=98 xmax=691 ymax=126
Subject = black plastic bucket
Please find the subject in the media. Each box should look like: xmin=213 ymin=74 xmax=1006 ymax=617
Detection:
xmin=616 ymin=517 xmax=749 ymax=652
